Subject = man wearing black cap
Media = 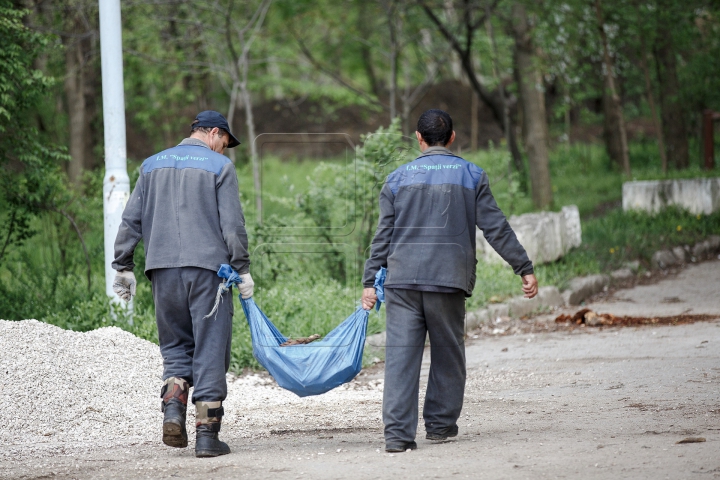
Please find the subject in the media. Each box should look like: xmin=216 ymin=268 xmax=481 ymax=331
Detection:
xmin=112 ymin=110 xmax=250 ymax=457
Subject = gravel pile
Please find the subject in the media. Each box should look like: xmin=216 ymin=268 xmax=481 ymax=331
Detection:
xmin=0 ymin=320 xmax=383 ymax=459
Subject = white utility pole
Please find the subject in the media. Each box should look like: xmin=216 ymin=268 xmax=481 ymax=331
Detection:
xmin=99 ymin=0 xmax=132 ymax=315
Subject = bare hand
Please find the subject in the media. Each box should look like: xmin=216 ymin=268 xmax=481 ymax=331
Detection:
xmin=361 ymin=287 xmax=378 ymax=310
xmin=522 ymin=274 xmax=538 ymax=299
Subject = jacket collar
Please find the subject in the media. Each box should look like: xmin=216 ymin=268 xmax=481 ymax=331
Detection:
xmin=419 ymin=145 xmax=455 ymax=157
xmin=178 ymin=137 xmax=211 ymax=149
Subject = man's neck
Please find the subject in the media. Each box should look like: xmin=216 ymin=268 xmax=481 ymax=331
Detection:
xmin=180 ymin=137 xmax=211 ymax=149
xmin=420 ymin=145 xmax=453 ymax=156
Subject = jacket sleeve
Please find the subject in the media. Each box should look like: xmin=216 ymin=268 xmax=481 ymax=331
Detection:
xmin=216 ymin=162 xmax=250 ymax=274
xmin=362 ymin=183 xmax=395 ymax=287
xmin=475 ymin=171 xmax=534 ymax=276
xmin=112 ymin=173 xmax=145 ymax=272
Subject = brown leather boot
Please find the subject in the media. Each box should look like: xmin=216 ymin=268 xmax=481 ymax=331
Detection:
xmin=194 ymin=401 xmax=230 ymax=458
xmin=160 ymin=377 xmax=189 ymax=448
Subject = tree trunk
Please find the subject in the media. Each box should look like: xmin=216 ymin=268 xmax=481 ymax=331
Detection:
xmin=421 ymin=1 xmax=525 ymax=182
xmin=401 ymin=56 xmax=411 ymax=134
xmin=239 ymin=48 xmax=261 ymax=223
xmin=224 ymin=0 xmax=271 ymax=222
xmin=484 ymin=5 xmax=526 ymax=185
xmin=511 ymin=3 xmax=552 ymax=209
xmin=442 ymin=0 xmax=464 ymax=81
xmin=471 ymin=91 xmax=478 ymax=150
xmin=63 ymin=27 xmax=92 ymax=184
xmin=654 ymin=10 xmax=689 ymax=170
xmin=357 ymin=1 xmax=380 ymax=97
xmin=386 ymin=1 xmax=399 ymax=122
xmin=639 ymin=32 xmax=667 ymax=173
xmin=594 ymin=0 xmax=630 ymax=176
xmin=226 ymin=82 xmax=239 ymax=163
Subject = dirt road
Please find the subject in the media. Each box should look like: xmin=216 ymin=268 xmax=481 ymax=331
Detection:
xmin=3 ymin=260 xmax=719 ymax=479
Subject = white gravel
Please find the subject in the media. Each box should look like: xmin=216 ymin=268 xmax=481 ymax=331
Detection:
xmin=0 ymin=319 xmax=384 ymax=459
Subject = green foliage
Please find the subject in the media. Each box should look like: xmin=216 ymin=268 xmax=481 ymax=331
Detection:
xmin=0 ymin=2 xmax=69 ymax=265
xmin=0 ymin=3 xmax=52 ymax=128
xmin=2 ymin=0 xmax=720 ymax=381
xmin=3 ymin=124 xmax=720 ymax=372
xmin=468 ymin=207 xmax=720 ymax=309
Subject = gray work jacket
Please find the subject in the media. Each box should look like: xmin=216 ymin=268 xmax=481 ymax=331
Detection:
xmin=112 ymin=138 xmax=250 ymax=275
xmin=362 ymin=146 xmax=532 ymax=296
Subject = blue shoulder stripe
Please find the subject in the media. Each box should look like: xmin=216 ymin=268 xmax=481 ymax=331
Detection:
xmin=142 ymin=145 xmax=230 ymax=176
xmin=386 ymin=154 xmax=483 ymax=195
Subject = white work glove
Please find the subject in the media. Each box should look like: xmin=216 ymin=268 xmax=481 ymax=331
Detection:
xmin=238 ymin=273 xmax=254 ymax=299
xmin=113 ymin=270 xmax=137 ymax=301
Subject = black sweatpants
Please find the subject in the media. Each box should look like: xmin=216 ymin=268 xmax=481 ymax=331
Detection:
xmin=383 ymin=288 xmax=466 ymax=444
xmin=150 ymin=267 xmax=233 ymax=403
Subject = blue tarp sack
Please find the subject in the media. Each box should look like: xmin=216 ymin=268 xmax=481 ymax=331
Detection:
xmin=214 ymin=264 xmax=386 ymax=397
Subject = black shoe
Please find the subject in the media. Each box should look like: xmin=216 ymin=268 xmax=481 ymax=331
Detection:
xmin=385 ymin=441 xmax=417 ymax=452
xmin=195 ymin=424 xmax=231 ymax=458
xmin=162 ymin=399 xmax=188 ymax=448
xmin=425 ymin=424 xmax=459 ymax=441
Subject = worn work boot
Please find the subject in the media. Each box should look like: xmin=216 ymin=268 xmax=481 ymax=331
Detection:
xmin=385 ymin=441 xmax=418 ymax=452
xmin=425 ymin=424 xmax=459 ymax=441
xmin=161 ymin=377 xmax=189 ymax=448
xmin=194 ymin=401 xmax=230 ymax=458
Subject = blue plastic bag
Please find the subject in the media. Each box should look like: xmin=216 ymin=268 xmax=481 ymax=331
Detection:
xmin=217 ymin=264 xmax=385 ymax=397
xmin=373 ymin=267 xmax=387 ymax=311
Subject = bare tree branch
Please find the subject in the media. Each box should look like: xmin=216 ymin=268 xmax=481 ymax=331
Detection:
xmin=292 ymin=32 xmax=386 ymax=109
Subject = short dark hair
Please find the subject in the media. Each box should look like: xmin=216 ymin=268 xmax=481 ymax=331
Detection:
xmin=417 ymin=109 xmax=453 ymax=146
xmin=190 ymin=119 xmax=227 ymax=138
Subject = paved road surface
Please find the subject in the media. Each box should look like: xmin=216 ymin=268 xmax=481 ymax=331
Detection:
xmin=2 ymin=260 xmax=718 ymax=479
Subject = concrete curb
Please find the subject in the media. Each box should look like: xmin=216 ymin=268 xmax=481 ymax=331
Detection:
xmin=562 ymin=274 xmax=610 ymax=306
xmin=653 ymin=235 xmax=720 ymax=269
xmin=366 ymin=236 xmax=720 ymax=347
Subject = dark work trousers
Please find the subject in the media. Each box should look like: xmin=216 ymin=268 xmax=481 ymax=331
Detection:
xmin=383 ymin=288 xmax=466 ymax=444
xmin=150 ymin=267 xmax=233 ymax=404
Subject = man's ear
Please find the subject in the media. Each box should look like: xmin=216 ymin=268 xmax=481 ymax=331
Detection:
xmin=415 ymin=131 xmax=423 ymax=144
xmin=445 ymin=131 xmax=456 ymax=148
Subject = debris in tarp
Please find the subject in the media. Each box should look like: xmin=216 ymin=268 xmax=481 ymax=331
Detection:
xmin=280 ymin=334 xmax=321 ymax=347
xmin=555 ymin=309 xmax=718 ymax=327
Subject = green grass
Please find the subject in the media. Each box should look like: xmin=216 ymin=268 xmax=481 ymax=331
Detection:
xmin=1 ymin=136 xmax=718 ymax=372
xmin=466 ymin=207 xmax=720 ymax=310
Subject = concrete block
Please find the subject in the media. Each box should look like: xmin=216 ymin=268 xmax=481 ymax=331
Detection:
xmin=538 ymin=286 xmax=565 ymax=308
xmin=488 ymin=303 xmax=509 ymax=320
xmin=507 ymin=286 xmax=563 ymax=318
xmin=691 ymin=235 xmax=720 ymax=261
xmin=624 ymin=260 xmax=640 ymax=272
xmin=562 ymin=274 xmax=610 ymax=306
xmin=507 ymin=297 xmax=534 ymax=318
xmin=477 ymin=205 xmax=582 ymax=266
xmin=610 ymin=268 xmax=634 ymax=281
xmin=672 ymin=246 xmax=688 ymax=264
xmin=692 ymin=240 xmax=711 ymax=260
xmin=709 ymin=235 xmax=720 ymax=252
xmin=652 ymin=249 xmax=678 ymax=269
xmin=465 ymin=308 xmax=489 ymax=330
xmin=622 ymin=178 xmax=720 ymax=215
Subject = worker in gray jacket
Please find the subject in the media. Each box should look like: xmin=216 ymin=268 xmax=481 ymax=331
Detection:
xmin=112 ymin=111 xmax=253 ymax=458
xmin=361 ymin=109 xmax=538 ymax=453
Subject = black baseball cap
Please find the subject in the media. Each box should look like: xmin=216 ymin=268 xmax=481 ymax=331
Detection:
xmin=192 ymin=110 xmax=241 ymax=148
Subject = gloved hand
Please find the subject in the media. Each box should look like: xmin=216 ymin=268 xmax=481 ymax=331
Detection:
xmin=238 ymin=273 xmax=254 ymax=299
xmin=113 ymin=270 xmax=137 ymax=301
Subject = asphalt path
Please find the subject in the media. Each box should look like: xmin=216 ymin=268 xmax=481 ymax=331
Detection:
xmin=3 ymin=260 xmax=719 ymax=480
